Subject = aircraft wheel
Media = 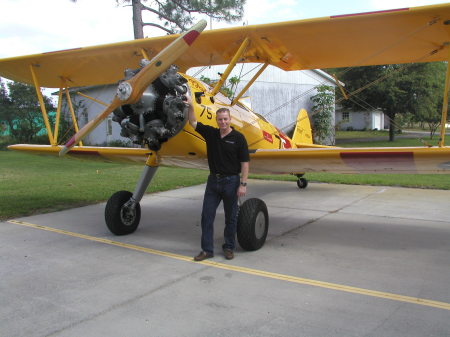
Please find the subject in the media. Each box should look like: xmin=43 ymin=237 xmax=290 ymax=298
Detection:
xmin=297 ymin=177 xmax=308 ymax=189
xmin=105 ymin=191 xmax=141 ymax=235
xmin=237 ymin=198 xmax=269 ymax=251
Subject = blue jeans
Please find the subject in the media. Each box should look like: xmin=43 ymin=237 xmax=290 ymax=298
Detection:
xmin=200 ymin=174 xmax=240 ymax=254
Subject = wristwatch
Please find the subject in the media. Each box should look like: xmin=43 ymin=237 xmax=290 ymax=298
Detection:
xmin=240 ymin=182 xmax=247 ymax=186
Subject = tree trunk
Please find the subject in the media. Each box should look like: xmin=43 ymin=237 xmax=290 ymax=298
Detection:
xmin=132 ymin=0 xmax=144 ymax=39
xmin=388 ymin=112 xmax=396 ymax=141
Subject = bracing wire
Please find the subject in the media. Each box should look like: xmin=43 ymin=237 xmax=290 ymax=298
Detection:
xmin=245 ymin=15 xmax=445 ymax=145
xmin=192 ymin=66 xmax=209 ymax=78
xmin=248 ymin=44 xmax=444 ymax=147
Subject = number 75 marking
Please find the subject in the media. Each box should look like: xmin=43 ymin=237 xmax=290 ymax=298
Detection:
xmin=199 ymin=105 xmax=213 ymax=120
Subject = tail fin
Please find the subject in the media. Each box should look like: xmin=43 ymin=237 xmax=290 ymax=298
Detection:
xmin=292 ymin=109 xmax=337 ymax=148
xmin=291 ymin=108 xmax=313 ymax=147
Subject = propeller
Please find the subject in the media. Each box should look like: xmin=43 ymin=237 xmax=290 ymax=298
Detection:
xmin=59 ymin=20 xmax=207 ymax=156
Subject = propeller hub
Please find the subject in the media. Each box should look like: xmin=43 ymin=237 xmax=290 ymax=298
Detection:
xmin=117 ymin=82 xmax=132 ymax=101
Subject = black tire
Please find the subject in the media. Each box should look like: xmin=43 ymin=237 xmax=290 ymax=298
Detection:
xmin=105 ymin=191 xmax=141 ymax=235
xmin=297 ymin=177 xmax=308 ymax=189
xmin=237 ymin=198 xmax=269 ymax=251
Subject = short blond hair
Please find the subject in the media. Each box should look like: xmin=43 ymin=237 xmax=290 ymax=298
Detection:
xmin=216 ymin=108 xmax=231 ymax=116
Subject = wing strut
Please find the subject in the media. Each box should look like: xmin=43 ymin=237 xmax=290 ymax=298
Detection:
xmin=30 ymin=64 xmax=55 ymax=145
xmin=29 ymin=68 xmax=83 ymax=147
xmin=439 ymin=47 xmax=450 ymax=147
xmin=210 ymin=37 xmax=250 ymax=96
xmin=65 ymin=88 xmax=83 ymax=147
xmin=140 ymin=48 xmax=150 ymax=61
xmin=231 ymin=62 xmax=269 ymax=106
xmin=53 ymin=81 xmax=64 ymax=143
xmin=332 ymin=74 xmax=348 ymax=100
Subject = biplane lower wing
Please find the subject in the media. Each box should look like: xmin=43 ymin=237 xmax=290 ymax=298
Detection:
xmin=249 ymin=147 xmax=450 ymax=174
xmin=8 ymin=144 xmax=150 ymax=164
xmin=9 ymin=144 xmax=450 ymax=174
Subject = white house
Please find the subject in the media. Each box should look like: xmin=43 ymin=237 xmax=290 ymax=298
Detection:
xmin=335 ymin=107 xmax=387 ymax=131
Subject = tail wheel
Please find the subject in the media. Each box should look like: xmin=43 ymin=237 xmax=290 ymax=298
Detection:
xmin=237 ymin=198 xmax=269 ymax=251
xmin=105 ymin=191 xmax=141 ymax=235
xmin=297 ymin=177 xmax=308 ymax=189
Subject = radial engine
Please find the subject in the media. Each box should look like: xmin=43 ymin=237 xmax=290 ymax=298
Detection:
xmin=112 ymin=63 xmax=188 ymax=151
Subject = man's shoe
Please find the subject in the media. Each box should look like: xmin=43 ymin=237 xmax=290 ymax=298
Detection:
xmin=223 ymin=248 xmax=234 ymax=260
xmin=194 ymin=251 xmax=213 ymax=261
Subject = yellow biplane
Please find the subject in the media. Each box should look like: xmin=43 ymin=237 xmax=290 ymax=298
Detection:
xmin=1 ymin=3 xmax=450 ymax=250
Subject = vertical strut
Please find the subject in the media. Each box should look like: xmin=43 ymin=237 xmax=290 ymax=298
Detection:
xmin=140 ymin=48 xmax=150 ymax=60
xmin=65 ymin=88 xmax=83 ymax=146
xmin=210 ymin=37 xmax=250 ymax=96
xmin=53 ymin=80 xmax=65 ymax=143
xmin=333 ymin=73 xmax=348 ymax=100
xmin=29 ymin=64 xmax=55 ymax=145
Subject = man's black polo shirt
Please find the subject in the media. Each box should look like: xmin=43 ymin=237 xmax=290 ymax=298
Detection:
xmin=196 ymin=122 xmax=249 ymax=175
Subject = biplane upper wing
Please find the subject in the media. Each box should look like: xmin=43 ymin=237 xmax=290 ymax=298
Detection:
xmin=1 ymin=4 xmax=450 ymax=88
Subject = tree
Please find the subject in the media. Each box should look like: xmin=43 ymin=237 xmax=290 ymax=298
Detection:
xmin=0 ymin=79 xmax=11 ymax=137
xmin=117 ymin=0 xmax=246 ymax=38
xmin=310 ymin=85 xmax=335 ymax=145
xmin=199 ymin=75 xmax=240 ymax=98
xmin=332 ymin=62 xmax=447 ymax=141
xmin=0 ymin=80 xmax=55 ymax=143
xmin=407 ymin=62 xmax=446 ymax=139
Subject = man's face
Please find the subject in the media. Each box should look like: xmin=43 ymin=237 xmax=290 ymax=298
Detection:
xmin=216 ymin=111 xmax=231 ymax=131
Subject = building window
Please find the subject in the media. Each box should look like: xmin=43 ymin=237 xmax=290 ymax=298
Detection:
xmin=342 ymin=111 xmax=350 ymax=122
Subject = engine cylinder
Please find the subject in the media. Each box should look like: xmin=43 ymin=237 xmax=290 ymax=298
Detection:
xmin=113 ymin=65 xmax=188 ymax=151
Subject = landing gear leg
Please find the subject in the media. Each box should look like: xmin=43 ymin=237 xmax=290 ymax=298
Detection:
xmin=105 ymin=154 xmax=159 ymax=235
xmin=296 ymin=173 xmax=308 ymax=189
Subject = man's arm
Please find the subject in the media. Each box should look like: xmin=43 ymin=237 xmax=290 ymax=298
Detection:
xmin=237 ymin=161 xmax=249 ymax=197
xmin=185 ymin=94 xmax=197 ymax=129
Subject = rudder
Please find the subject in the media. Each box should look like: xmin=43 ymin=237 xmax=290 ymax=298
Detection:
xmin=291 ymin=108 xmax=313 ymax=147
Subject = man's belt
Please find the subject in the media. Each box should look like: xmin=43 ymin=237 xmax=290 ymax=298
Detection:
xmin=212 ymin=173 xmax=238 ymax=178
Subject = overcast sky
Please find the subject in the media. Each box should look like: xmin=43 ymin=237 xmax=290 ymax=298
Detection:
xmin=0 ymin=0 xmax=449 ymax=59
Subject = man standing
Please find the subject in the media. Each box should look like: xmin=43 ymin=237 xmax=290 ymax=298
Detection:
xmin=187 ymin=97 xmax=249 ymax=261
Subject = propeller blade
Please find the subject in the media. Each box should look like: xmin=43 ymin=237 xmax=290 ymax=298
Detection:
xmin=59 ymin=20 xmax=207 ymax=156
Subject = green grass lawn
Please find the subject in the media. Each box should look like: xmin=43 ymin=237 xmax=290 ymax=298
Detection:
xmin=335 ymin=130 xmax=390 ymax=139
xmin=337 ymin=135 xmax=441 ymax=148
xmin=1 ymin=131 xmax=450 ymax=220
xmin=0 ymin=151 xmax=208 ymax=220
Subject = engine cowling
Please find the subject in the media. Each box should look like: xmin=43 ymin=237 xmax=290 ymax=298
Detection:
xmin=112 ymin=64 xmax=188 ymax=151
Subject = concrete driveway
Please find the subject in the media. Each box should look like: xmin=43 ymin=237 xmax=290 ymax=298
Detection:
xmin=1 ymin=180 xmax=450 ymax=337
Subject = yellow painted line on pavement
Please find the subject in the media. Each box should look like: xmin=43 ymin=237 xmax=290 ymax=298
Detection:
xmin=8 ymin=219 xmax=450 ymax=311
